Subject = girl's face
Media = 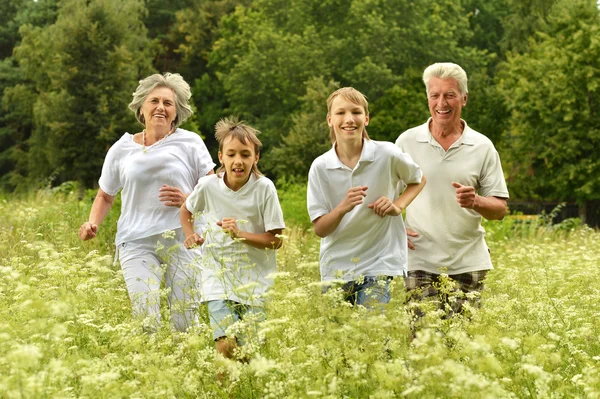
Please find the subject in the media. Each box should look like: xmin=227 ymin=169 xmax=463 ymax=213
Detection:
xmin=218 ymin=136 xmax=259 ymax=191
xmin=327 ymin=95 xmax=369 ymax=145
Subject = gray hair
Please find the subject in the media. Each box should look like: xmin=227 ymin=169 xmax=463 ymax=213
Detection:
xmin=423 ymin=63 xmax=468 ymax=96
xmin=128 ymin=72 xmax=193 ymax=128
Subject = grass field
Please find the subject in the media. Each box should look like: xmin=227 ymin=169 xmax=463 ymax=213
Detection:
xmin=1 ymin=189 xmax=599 ymax=398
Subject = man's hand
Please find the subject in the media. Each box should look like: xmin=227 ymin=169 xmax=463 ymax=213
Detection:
xmin=406 ymin=228 xmax=418 ymax=250
xmin=452 ymin=182 xmax=477 ymax=209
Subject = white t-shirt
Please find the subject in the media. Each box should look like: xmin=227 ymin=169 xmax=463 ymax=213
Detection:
xmin=185 ymin=173 xmax=285 ymax=305
xmin=99 ymin=128 xmax=215 ymax=244
xmin=307 ymin=139 xmax=423 ymax=281
xmin=395 ymin=119 xmax=509 ymax=274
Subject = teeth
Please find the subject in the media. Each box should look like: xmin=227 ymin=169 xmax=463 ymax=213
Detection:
xmin=437 ymin=110 xmax=450 ymax=114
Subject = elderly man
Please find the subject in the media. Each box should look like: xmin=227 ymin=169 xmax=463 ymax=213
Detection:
xmin=395 ymin=62 xmax=509 ymax=320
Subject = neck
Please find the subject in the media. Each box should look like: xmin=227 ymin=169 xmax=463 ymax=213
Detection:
xmin=335 ymin=138 xmax=363 ymax=169
xmin=429 ymin=120 xmax=464 ymax=139
xmin=144 ymin=126 xmax=173 ymax=145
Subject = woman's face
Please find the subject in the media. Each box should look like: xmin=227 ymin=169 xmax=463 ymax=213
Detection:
xmin=140 ymin=87 xmax=177 ymax=130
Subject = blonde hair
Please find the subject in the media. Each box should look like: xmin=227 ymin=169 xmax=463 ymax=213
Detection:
xmin=326 ymin=87 xmax=370 ymax=143
xmin=215 ymin=117 xmax=263 ymax=177
xmin=423 ymin=63 xmax=468 ymax=96
xmin=128 ymin=72 xmax=193 ymax=129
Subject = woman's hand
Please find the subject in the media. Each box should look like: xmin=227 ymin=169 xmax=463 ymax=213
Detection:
xmin=159 ymin=185 xmax=187 ymax=207
xmin=184 ymin=232 xmax=205 ymax=249
xmin=79 ymin=222 xmax=98 ymax=241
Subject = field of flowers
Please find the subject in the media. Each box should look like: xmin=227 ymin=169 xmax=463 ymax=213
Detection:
xmin=1 ymin=189 xmax=599 ymax=398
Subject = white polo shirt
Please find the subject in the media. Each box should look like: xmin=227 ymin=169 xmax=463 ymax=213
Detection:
xmin=395 ymin=119 xmax=509 ymax=275
xmin=185 ymin=173 xmax=285 ymax=306
xmin=307 ymin=139 xmax=423 ymax=281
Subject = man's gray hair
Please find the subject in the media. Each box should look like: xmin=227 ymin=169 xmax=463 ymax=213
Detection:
xmin=423 ymin=63 xmax=468 ymax=96
xmin=128 ymin=72 xmax=193 ymax=128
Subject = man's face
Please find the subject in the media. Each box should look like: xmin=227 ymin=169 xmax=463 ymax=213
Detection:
xmin=427 ymin=77 xmax=467 ymax=130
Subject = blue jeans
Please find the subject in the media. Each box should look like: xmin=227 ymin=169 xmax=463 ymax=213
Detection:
xmin=340 ymin=276 xmax=392 ymax=309
xmin=207 ymin=300 xmax=265 ymax=343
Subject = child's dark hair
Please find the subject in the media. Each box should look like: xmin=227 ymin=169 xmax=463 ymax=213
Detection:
xmin=215 ymin=117 xmax=263 ymax=177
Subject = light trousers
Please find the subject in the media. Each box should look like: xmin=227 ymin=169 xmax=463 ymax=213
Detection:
xmin=118 ymin=229 xmax=201 ymax=332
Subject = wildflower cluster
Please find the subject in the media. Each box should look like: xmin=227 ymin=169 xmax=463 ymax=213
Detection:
xmin=0 ymin=192 xmax=599 ymax=397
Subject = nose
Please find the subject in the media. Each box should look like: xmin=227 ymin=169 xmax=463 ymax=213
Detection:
xmin=437 ymin=96 xmax=447 ymax=108
xmin=344 ymin=112 xmax=355 ymax=124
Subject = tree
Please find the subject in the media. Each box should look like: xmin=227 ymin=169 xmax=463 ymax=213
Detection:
xmin=13 ymin=0 xmax=154 ymax=188
xmin=0 ymin=0 xmax=58 ymax=190
xmin=209 ymin=0 xmax=489 ymax=179
xmin=497 ymin=0 xmax=600 ymax=223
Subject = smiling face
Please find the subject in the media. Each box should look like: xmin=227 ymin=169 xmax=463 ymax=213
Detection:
xmin=327 ymin=96 xmax=369 ymax=145
xmin=140 ymin=87 xmax=176 ymax=131
xmin=218 ymin=136 xmax=259 ymax=191
xmin=427 ymin=77 xmax=467 ymax=131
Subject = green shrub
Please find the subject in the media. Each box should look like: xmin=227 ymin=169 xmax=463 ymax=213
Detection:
xmin=276 ymin=177 xmax=311 ymax=230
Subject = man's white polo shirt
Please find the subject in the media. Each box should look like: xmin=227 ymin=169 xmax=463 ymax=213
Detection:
xmin=307 ymin=139 xmax=422 ymax=281
xmin=395 ymin=119 xmax=509 ymax=275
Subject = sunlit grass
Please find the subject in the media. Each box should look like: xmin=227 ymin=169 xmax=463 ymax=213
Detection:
xmin=1 ymin=190 xmax=599 ymax=398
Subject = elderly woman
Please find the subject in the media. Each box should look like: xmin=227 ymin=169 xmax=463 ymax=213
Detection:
xmin=79 ymin=72 xmax=215 ymax=332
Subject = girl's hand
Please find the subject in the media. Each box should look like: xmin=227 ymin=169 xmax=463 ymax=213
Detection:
xmin=184 ymin=233 xmax=205 ymax=249
xmin=159 ymin=185 xmax=187 ymax=207
xmin=339 ymin=186 xmax=368 ymax=214
xmin=217 ymin=218 xmax=240 ymax=238
xmin=368 ymin=196 xmax=401 ymax=217
xmin=79 ymin=222 xmax=98 ymax=241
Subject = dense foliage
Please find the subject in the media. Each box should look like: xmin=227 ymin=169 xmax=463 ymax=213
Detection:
xmin=1 ymin=187 xmax=599 ymax=397
xmin=0 ymin=0 xmax=599 ymax=223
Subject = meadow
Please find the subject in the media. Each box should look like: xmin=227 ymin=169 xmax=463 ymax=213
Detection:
xmin=0 ymin=187 xmax=599 ymax=398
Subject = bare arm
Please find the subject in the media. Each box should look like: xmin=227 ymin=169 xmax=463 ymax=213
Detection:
xmin=473 ymin=195 xmax=508 ymax=220
xmin=313 ymin=186 xmax=368 ymax=237
xmin=368 ymin=175 xmax=427 ymax=217
xmin=452 ymin=182 xmax=507 ymax=220
xmin=180 ymin=204 xmax=204 ymax=248
xmin=78 ymin=189 xmax=115 ymax=241
xmin=395 ymin=175 xmax=426 ymax=212
xmin=218 ymin=218 xmax=283 ymax=249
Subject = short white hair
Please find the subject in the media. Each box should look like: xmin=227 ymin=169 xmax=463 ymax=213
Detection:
xmin=423 ymin=63 xmax=468 ymax=96
xmin=128 ymin=72 xmax=193 ymax=128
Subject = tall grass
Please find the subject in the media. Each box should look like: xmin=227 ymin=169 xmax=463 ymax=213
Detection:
xmin=1 ymin=189 xmax=599 ymax=398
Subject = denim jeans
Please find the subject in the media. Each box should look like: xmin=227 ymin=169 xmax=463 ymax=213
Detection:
xmin=340 ymin=275 xmax=393 ymax=309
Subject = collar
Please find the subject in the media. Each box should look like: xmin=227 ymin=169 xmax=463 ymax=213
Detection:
xmin=417 ymin=118 xmax=475 ymax=146
xmin=325 ymin=139 xmax=375 ymax=169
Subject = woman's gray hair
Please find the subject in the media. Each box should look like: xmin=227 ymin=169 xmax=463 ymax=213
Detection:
xmin=128 ymin=72 xmax=193 ymax=128
xmin=423 ymin=63 xmax=468 ymax=96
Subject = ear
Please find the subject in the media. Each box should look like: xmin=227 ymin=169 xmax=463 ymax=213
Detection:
xmin=365 ymin=114 xmax=370 ymax=126
xmin=327 ymin=114 xmax=332 ymax=127
xmin=218 ymin=151 xmax=223 ymax=164
xmin=255 ymin=152 xmax=260 ymax=164
xmin=462 ymin=92 xmax=468 ymax=107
